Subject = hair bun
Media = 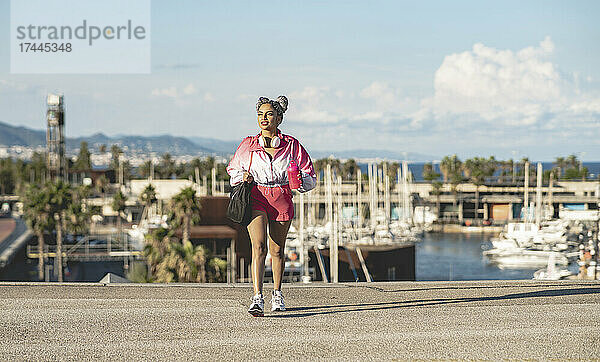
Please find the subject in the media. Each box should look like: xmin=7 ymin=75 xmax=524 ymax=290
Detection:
xmin=276 ymin=95 xmax=288 ymax=113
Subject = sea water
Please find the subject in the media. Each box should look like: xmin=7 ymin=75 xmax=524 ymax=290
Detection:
xmin=416 ymin=233 xmax=579 ymax=281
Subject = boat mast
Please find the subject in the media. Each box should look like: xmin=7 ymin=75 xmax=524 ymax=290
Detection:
xmin=523 ymin=161 xmax=529 ymax=223
xmin=535 ymin=162 xmax=543 ymax=226
xmin=357 ymin=168 xmax=363 ymax=239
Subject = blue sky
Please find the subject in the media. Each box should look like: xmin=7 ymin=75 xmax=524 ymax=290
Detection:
xmin=0 ymin=0 xmax=599 ymax=160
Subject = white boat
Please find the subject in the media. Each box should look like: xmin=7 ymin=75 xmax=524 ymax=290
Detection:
xmin=503 ymin=222 xmax=539 ymax=244
xmin=533 ymin=252 xmax=572 ymax=280
xmin=483 ymin=249 xmax=568 ymax=269
xmin=490 ymin=237 xmax=521 ymax=250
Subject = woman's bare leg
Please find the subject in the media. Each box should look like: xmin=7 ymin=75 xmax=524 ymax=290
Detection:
xmin=247 ymin=210 xmax=268 ymax=295
xmin=268 ymin=219 xmax=292 ymax=291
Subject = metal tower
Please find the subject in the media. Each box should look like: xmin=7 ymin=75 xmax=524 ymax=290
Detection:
xmin=46 ymin=93 xmax=66 ymax=181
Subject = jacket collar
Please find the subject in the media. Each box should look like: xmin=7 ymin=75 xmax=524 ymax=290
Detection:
xmin=248 ymin=129 xmax=288 ymax=152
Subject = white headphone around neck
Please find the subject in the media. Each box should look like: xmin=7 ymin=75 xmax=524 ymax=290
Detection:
xmin=258 ymin=135 xmax=281 ymax=148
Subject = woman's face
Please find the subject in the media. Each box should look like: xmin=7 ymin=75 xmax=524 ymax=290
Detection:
xmin=257 ymin=103 xmax=280 ymax=132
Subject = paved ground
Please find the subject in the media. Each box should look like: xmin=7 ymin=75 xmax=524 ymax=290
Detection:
xmin=1 ymin=280 xmax=600 ymax=360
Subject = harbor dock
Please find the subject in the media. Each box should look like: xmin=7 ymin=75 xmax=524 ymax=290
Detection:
xmin=2 ymin=280 xmax=600 ymax=360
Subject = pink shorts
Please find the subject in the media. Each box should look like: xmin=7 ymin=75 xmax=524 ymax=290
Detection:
xmin=250 ymin=184 xmax=294 ymax=221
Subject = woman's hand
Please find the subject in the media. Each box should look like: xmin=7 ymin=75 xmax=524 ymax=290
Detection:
xmin=243 ymin=172 xmax=253 ymax=183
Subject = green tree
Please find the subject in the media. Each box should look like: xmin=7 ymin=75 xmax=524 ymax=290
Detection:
xmin=0 ymin=162 xmax=14 ymax=195
xmin=73 ymin=141 xmax=91 ymax=171
xmin=440 ymin=155 xmax=463 ymax=207
xmin=138 ymin=160 xmax=153 ymax=179
xmin=423 ymin=162 xmax=443 ymax=218
xmin=139 ymin=183 xmax=157 ymax=222
xmin=566 ymin=154 xmax=579 ymax=169
xmin=422 ymin=163 xmax=440 ymax=182
xmin=170 ymin=187 xmax=201 ymax=244
xmin=29 ymin=152 xmax=47 ymax=184
xmin=65 ymin=185 xmax=99 ymax=236
xmin=112 ymin=190 xmax=127 ymax=240
xmin=95 ymin=174 xmax=109 ymax=198
xmin=160 ymin=153 xmax=176 ymax=179
xmin=47 ymin=180 xmax=73 ymax=282
xmin=143 ymin=229 xmax=208 ymax=283
xmin=207 ymin=257 xmax=227 ymax=282
xmin=431 ymin=181 xmax=443 ymax=218
xmin=342 ymin=159 xmax=359 ymax=180
xmin=564 ymin=167 xmax=588 ymax=180
xmin=22 ymin=183 xmax=55 ymax=280
xmin=121 ymin=160 xmax=133 ymax=183
xmin=383 ymin=161 xmax=400 ymax=182
xmin=554 ymin=157 xmax=566 ymax=179
xmin=110 ymin=144 xmax=122 ymax=171
xmin=463 ymin=157 xmax=489 ymax=220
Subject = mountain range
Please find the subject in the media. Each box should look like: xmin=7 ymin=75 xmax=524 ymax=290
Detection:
xmin=0 ymin=121 xmax=438 ymax=161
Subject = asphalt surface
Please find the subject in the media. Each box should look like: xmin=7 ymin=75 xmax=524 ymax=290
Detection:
xmin=1 ymin=280 xmax=600 ymax=360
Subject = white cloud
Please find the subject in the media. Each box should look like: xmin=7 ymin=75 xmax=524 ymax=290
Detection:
xmin=360 ymin=82 xmax=397 ymax=107
xmin=203 ymin=92 xmax=215 ymax=102
xmin=258 ymin=37 xmax=599 ymax=158
xmin=151 ymin=83 xmax=198 ymax=99
xmin=287 ymin=87 xmax=341 ymax=124
xmin=151 ymin=86 xmax=178 ymax=98
xmin=431 ymin=36 xmax=567 ymax=124
xmin=182 ymin=84 xmax=197 ymax=96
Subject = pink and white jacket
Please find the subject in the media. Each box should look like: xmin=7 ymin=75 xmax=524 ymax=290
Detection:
xmin=227 ymin=130 xmax=317 ymax=193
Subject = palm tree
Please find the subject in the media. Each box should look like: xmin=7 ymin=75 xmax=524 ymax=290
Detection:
xmin=0 ymin=159 xmax=15 ymax=195
xmin=313 ymin=159 xmax=329 ymax=179
xmin=170 ymin=187 xmax=201 ymax=244
xmin=143 ymin=229 xmax=208 ymax=282
xmin=47 ymin=180 xmax=73 ymax=282
xmin=554 ymin=157 xmax=566 ymax=179
xmin=463 ymin=157 xmax=486 ymax=220
xmin=441 ymin=155 xmax=463 ymax=207
xmin=384 ymin=161 xmax=400 ymax=181
xmin=422 ymin=163 xmax=440 ymax=182
xmin=22 ymin=183 xmax=54 ymax=280
xmin=342 ymin=159 xmax=358 ymax=180
xmin=65 ymin=185 xmax=98 ymax=237
xmin=178 ymin=240 xmax=208 ymax=282
xmin=110 ymin=145 xmax=122 ymax=171
xmin=506 ymin=158 xmax=515 ymax=183
xmin=422 ymin=163 xmax=442 ymax=218
xmin=160 ymin=153 xmax=176 ymax=179
xmin=566 ymin=154 xmax=579 ymax=170
xmin=138 ymin=160 xmax=153 ymax=179
xmin=139 ymin=183 xmax=157 ymax=223
xmin=112 ymin=190 xmax=127 ymax=241
xmin=29 ymin=152 xmax=47 ymax=184
xmin=328 ymin=158 xmax=342 ymax=178
xmin=208 ymin=257 xmax=227 ymax=282
xmin=95 ymin=175 xmax=109 ymax=198
xmin=431 ymin=181 xmax=443 ymax=218
xmin=73 ymin=141 xmax=91 ymax=171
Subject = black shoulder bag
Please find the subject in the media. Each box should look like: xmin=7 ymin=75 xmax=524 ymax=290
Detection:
xmin=227 ymin=152 xmax=254 ymax=225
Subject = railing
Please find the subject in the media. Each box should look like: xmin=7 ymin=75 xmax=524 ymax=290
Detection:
xmin=27 ymin=234 xmax=143 ymax=261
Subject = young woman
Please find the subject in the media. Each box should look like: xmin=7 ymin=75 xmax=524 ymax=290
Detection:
xmin=227 ymin=95 xmax=317 ymax=316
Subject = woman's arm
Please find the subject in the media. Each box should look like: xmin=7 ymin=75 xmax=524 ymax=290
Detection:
xmin=226 ymin=138 xmax=250 ymax=186
xmin=294 ymin=140 xmax=317 ymax=193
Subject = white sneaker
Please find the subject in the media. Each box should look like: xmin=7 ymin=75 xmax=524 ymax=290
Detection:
xmin=271 ymin=290 xmax=286 ymax=312
xmin=248 ymin=293 xmax=264 ymax=317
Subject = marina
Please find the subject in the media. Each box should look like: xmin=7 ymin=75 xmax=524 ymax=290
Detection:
xmin=0 ymin=98 xmax=598 ymax=285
